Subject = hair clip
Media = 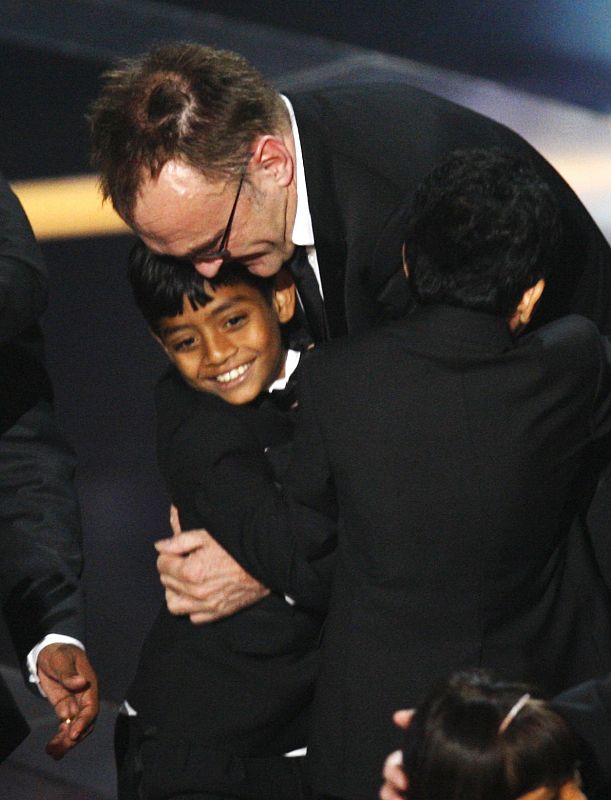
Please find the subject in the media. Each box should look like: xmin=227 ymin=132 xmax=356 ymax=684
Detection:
xmin=498 ymin=693 xmax=531 ymax=734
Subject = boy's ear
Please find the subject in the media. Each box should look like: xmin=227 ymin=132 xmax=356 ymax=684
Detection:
xmin=401 ymin=242 xmax=410 ymax=278
xmin=150 ymin=328 xmax=174 ymax=361
xmin=509 ymin=278 xmax=546 ymax=332
xmin=272 ymin=269 xmax=297 ymax=323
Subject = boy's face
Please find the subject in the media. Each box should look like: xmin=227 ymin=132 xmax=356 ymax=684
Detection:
xmin=156 ymin=278 xmax=294 ymax=405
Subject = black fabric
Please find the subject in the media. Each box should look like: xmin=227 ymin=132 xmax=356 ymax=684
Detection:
xmin=0 ymin=331 xmax=53 ymax=437
xmin=201 ymin=309 xmax=611 ymax=799
xmin=125 ymin=366 xmax=320 ymax=796
xmin=287 ymin=246 xmax=329 ymax=344
xmin=286 ymin=84 xmax=611 ymax=337
xmin=0 ymin=172 xmax=47 ymax=342
xmin=0 ymin=676 xmax=30 ymax=762
xmin=117 ymin=713 xmax=312 ymax=800
xmin=0 ymin=171 xmax=83 ymax=760
xmin=553 ymin=674 xmax=611 ymax=800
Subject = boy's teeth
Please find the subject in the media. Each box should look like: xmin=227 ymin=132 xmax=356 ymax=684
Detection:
xmin=216 ymin=363 xmax=250 ymax=383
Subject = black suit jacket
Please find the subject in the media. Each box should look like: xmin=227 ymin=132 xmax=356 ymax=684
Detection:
xmin=127 ymin=367 xmax=323 ymax=765
xmin=201 ymin=308 xmax=611 ymax=799
xmin=0 ymin=173 xmax=84 ymax=760
xmin=553 ymin=673 xmax=611 ymax=800
xmin=0 ymin=173 xmax=47 ymax=343
xmin=288 ymin=85 xmax=611 ymax=337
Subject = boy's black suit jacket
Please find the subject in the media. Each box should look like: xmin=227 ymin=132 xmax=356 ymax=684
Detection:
xmin=287 ymin=85 xmax=611 ymax=337
xmin=202 ymin=307 xmax=611 ymax=799
xmin=127 ymin=366 xmax=324 ymax=761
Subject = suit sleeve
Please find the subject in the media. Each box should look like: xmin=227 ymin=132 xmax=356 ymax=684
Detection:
xmin=172 ymin=378 xmax=337 ymax=612
xmin=0 ymin=397 xmax=85 ymax=668
xmin=0 ymin=173 xmax=48 ymax=341
xmin=0 ymin=335 xmax=83 ymax=679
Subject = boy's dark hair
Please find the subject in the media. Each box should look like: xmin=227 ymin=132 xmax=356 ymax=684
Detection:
xmin=404 ymin=147 xmax=561 ymax=317
xmin=403 ymin=669 xmax=578 ymax=800
xmin=128 ymin=239 xmax=274 ymax=335
xmin=89 ymin=42 xmax=288 ymax=224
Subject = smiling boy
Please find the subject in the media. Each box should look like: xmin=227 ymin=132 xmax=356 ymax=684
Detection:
xmin=116 ymin=243 xmax=323 ymax=800
xmin=153 ymin=260 xmax=293 ymax=405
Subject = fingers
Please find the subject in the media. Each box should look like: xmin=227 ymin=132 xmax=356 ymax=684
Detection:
xmin=169 ymin=504 xmax=182 ymax=536
xmin=380 ymin=749 xmax=408 ymax=800
xmin=38 ymin=647 xmax=99 ymax=760
xmin=163 ymin=573 xmax=269 ymax=621
xmin=155 ymin=529 xmax=211 ymax=555
xmin=162 ymin=575 xmax=250 ymax=615
xmin=393 ymin=709 xmax=414 ymax=729
xmin=45 ymin=690 xmax=97 ymax=759
xmin=156 ymin=534 xmax=237 ymax=591
xmin=45 ymin=713 xmax=94 ymax=760
xmin=156 ymin=552 xmax=203 ymax=587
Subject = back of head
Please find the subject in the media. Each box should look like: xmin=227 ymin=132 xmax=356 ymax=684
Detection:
xmin=89 ymin=42 xmax=288 ymax=223
xmin=404 ymin=670 xmax=577 ymax=800
xmin=404 ymin=148 xmax=561 ymax=317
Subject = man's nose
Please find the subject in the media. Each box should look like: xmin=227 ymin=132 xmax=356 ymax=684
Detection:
xmin=193 ymin=257 xmax=224 ymax=278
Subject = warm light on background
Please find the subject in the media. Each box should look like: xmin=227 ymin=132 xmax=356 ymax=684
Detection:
xmin=9 ymin=153 xmax=611 ymax=244
xmin=10 ymin=174 xmax=130 ymax=240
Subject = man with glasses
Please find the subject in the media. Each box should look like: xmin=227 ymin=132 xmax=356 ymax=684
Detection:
xmin=91 ymin=43 xmax=611 ymax=342
xmin=89 ymin=44 xmax=611 ymax=796
xmin=90 ymin=39 xmax=611 ymax=618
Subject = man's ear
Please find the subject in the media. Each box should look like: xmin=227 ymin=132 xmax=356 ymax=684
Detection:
xmin=509 ymin=278 xmax=546 ymax=332
xmin=272 ymin=268 xmax=297 ymax=323
xmin=251 ymin=135 xmax=294 ymax=188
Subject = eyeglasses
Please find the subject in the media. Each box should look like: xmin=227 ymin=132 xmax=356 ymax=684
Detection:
xmin=196 ymin=157 xmax=250 ymax=263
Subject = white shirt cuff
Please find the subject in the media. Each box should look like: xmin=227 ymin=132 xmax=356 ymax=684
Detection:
xmin=27 ymin=634 xmax=85 ymax=697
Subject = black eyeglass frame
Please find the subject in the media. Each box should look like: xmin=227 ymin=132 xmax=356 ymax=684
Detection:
xmin=196 ymin=156 xmax=251 ymax=263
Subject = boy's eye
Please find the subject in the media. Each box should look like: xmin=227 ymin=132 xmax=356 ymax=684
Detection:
xmin=225 ymin=313 xmax=247 ymax=329
xmin=172 ymin=336 xmax=197 ymax=352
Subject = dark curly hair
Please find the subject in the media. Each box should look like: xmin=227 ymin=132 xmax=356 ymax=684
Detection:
xmin=404 ymin=148 xmax=561 ymax=317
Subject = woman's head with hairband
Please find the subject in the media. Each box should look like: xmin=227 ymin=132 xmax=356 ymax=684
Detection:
xmin=402 ymin=669 xmax=585 ymax=800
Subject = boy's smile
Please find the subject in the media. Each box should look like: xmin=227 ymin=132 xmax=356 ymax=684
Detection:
xmin=156 ymin=279 xmax=292 ymax=405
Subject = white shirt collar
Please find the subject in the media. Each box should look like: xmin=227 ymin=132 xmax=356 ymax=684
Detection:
xmin=281 ymin=95 xmax=315 ymax=248
xmin=268 ymin=349 xmax=301 ymax=392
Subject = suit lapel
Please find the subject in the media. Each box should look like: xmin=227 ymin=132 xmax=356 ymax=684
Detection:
xmin=290 ymin=95 xmax=348 ymax=338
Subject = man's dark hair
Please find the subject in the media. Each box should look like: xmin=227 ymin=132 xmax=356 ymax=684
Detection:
xmin=403 ymin=669 xmax=578 ymax=800
xmin=128 ymin=239 xmax=274 ymax=335
xmin=89 ymin=42 xmax=289 ymax=223
xmin=404 ymin=148 xmax=561 ymax=317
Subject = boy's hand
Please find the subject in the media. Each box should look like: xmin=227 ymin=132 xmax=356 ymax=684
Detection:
xmin=379 ymin=710 xmax=413 ymax=800
xmin=37 ymin=644 xmax=98 ymax=759
xmin=156 ymin=525 xmax=269 ymax=623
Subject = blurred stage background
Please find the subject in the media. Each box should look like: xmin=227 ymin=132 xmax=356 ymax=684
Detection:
xmin=0 ymin=1 xmax=609 ymax=796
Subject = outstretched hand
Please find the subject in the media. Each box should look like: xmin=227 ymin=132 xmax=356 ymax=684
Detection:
xmin=155 ymin=507 xmax=269 ymax=623
xmin=37 ymin=643 xmax=98 ymax=760
xmin=380 ymin=710 xmax=413 ymax=800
